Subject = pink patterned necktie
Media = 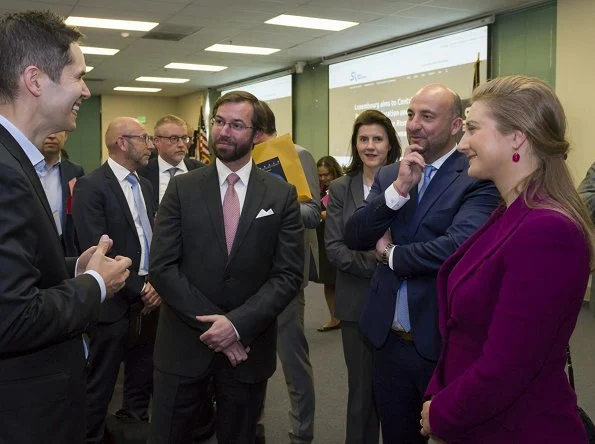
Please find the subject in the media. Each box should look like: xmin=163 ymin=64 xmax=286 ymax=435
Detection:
xmin=223 ymin=173 xmax=240 ymax=253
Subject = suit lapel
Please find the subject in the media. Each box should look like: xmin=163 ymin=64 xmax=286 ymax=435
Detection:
xmin=139 ymin=177 xmax=155 ymax=227
xmin=349 ymin=172 xmax=365 ymax=210
xmin=203 ymin=164 xmax=228 ymax=257
xmin=103 ymin=163 xmax=137 ymax=231
xmin=229 ymin=165 xmax=266 ymax=260
xmin=446 ymin=201 xmax=530 ymax=304
xmin=59 ymin=161 xmax=72 ymax=232
xmin=0 ymin=125 xmax=58 ymax=236
xmin=409 ymin=151 xmax=465 ymax=237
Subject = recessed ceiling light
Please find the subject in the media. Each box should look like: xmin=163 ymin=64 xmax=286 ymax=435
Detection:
xmin=114 ymin=86 xmax=161 ymax=92
xmin=205 ymin=44 xmax=280 ymax=55
xmin=66 ymin=16 xmax=158 ymax=32
xmin=165 ymin=63 xmax=227 ymax=72
xmin=85 ymin=66 xmax=94 ymax=73
xmin=136 ymin=76 xmax=190 ymax=84
xmin=265 ymin=14 xmax=358 ymax=31
xmin=80 ymin=46 xmax=119 ymax=56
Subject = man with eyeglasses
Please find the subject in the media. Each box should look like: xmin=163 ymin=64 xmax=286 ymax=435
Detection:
xmin=72 ymin=117 xmax=161 ymax=443
xmin=138 ymin=114 xmax=204 ymax=208
xmin=148 ymin=91 xmax=304 ymax=444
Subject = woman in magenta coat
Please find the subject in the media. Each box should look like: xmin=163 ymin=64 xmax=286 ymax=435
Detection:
xmin=420 ymin=76 xmax=594 ymax=443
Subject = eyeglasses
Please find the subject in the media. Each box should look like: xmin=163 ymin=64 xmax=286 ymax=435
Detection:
xmin=122 ymin=134 xmax=153 ymax=144
xmin=154 ymin=135 xmax=191 ymax=144
xmin=210 ymin=116 xmax=253 ymax=132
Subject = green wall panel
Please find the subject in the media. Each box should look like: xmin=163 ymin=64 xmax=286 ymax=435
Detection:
xmin=65 ymin=95 xmax=102 ymax=173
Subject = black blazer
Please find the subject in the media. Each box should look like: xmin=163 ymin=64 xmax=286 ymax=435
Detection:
xmin=150 ymin=162 xmax=304 ymax=383
xmin=344 ymin=151 xmax=500 ymax=361
xmin=0 ymin=123 xmax=101 ymax=443
xmin=325 ymin=172 xmax=378 ymax=322
xmin=72 ymin=161 xmax=156 ymax=323
xmin=59 ymin=158 xmax=85 ymax=256
xmin=137 ymin=156 xmax=203 ymax=208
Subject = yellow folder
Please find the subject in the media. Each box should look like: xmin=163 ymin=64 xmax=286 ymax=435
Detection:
xmin=253 ymin=133 xmax=312 ymax=202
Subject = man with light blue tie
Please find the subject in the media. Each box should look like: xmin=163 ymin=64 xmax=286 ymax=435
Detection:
xmin=344 ymin=84 xmax=500 ymax=443
xmin=72 ymin=117 xmax=161 ymax=443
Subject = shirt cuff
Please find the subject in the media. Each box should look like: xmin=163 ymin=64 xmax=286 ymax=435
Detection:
xmin=385 ymin=184 xmax=410 ymax=210
xmin=84 ymin=270 xmax=107 ymax=302
xmin=230 ymin=321 xmax=241 ymax=340
xmin=388 ymin=245 xmax=395 ymax=270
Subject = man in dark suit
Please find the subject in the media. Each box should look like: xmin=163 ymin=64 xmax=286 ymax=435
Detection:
xmin=253 ymin=101 xmax=319 ymax=444
xmin=344 ymin=83 xmax=500 ymax=443
xmin=39 ymin=131 xmax=85 ymax=256
xmin=0 ymin=10 xmax=131 ymax=443
xmin=148 ymin=91 xmax=304 ymax=444
xmin=137 ymin=114 xmax=203 ymax=208
xmin=72 ymin=117 xmax=161 ymax=443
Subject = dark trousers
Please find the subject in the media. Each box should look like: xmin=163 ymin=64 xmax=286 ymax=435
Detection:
xmin=86 ymin=318 xmax=129 ymax=444
xmin=149 ymin=356 xmax=267 ymax=444
xmin=341 ymin=321 xmax=379 ymax=444
xmin=373 ymin=331 xmax=436 ymax=444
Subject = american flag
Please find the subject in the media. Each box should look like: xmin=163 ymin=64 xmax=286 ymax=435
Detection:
xmin=198 ymin=106 xmax=210 ymax=164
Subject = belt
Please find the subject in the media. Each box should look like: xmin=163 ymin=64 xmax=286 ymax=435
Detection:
xmin=391 ymin=328 xmax=414 ymax=341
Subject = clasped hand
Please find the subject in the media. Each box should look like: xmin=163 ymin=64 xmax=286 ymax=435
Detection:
xmin=197 ymin=314 xmax=250 ymax=367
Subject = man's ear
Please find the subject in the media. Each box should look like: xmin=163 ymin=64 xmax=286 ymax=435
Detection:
xmin=22 ymin=65 xmax=43 ymax=97
xmin=252 ymin=129 xmax=264 ymax=145
xmin=451 ymin=116 xmax=464 ymax=136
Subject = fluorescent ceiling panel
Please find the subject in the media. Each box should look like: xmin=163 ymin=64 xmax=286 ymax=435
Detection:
xmin=136 ymin=76 xmax=189 ymax=83
xmin=80 ymin=46 xmax=119 ymax=56
xmin=265 ymin=14 xmax=358 ymax=31
xmin=165 ymin=63 xmax=227 ymax=72
xmin=65 ymin=16 xmax=158 ymax=32
xmin=114 ymin=86 xmax=161 ymax=92
xmin=205 ymin=44 xmax=280 ymax=55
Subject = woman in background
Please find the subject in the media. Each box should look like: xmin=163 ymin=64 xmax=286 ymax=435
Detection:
xmin=325 ymin=110 xmax=401 ymax=443
xmin=315 ymin=155 xmax=343 ymax=331
xmin=421 ymin=75 xmax=593 ymax=443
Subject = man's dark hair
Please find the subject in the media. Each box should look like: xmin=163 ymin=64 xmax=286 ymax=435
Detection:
xmin=0 ymin=10 xmax=83 ymax=103
xmin=258 ymin=100 xmax=277 ymax=135
xmin=211 ymin=90 xmax=264 ymax=132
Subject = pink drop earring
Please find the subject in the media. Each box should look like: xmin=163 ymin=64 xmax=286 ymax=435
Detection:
xmin=512 ymin=153 xmax=520 ymax=163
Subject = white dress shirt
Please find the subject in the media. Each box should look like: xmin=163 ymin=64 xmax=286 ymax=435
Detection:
xmin=157 ymin=155 xmax=188 ymax=204
xmin=107 ymin=158 xmax=150 ymax=276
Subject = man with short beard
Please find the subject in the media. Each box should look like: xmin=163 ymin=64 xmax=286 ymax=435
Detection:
xmin=72 ymin=117 xmax=161 ymax=443
xmin=345 ymin=84 xmax=500 ymax=443
xmin=148 ymin=91 xmax=304 ymax=444
xmin=39 ymin=131 xmax=85 ymax=256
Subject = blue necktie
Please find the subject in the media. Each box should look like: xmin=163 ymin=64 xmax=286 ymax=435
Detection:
xmin=126 ymin=173 xmax=152 ymax=270
xmin=392 ymin=165 xmax=436 ymax=332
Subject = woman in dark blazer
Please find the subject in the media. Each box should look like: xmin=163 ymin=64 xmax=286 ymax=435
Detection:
xmin=421 ymin=76 xmax=594 ymax=443
xmin=325 ymin=110 xmax=401 ymax=443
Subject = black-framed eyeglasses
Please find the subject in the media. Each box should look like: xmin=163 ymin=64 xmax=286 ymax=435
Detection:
xmin=122 ymin=134 xmax=153 ymax=144
xmin=210 ymin=116 xmax=253 ymax=132
xmin=154 ymin=135 xmax=191 ymax=144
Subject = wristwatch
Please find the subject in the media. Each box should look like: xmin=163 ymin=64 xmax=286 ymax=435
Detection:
xmin=381 ymin=243 xmax=395 ymax=265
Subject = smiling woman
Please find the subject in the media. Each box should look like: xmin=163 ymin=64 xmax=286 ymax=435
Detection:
xmin=423 ymin=76 xmax=594 ymax=444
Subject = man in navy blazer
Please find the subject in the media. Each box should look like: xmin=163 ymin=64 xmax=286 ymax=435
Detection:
xmin=39 ymin=131 xmax=85 ymax=256
xmin=73 ymin=117 xmax=160 ymax=443
xmin=344 ymin=84 xmax=500 ymax=443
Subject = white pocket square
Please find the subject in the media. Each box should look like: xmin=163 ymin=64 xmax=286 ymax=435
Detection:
xmin=256 ymin=208 xmax=274 ymax=219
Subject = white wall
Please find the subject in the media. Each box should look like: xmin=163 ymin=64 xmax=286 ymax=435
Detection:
xmin=556 ymin=0 xmax=595 ymax=184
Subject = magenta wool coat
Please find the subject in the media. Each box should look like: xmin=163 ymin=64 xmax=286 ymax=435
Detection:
xmin=425 ymin=196 xmax=590 ymax=443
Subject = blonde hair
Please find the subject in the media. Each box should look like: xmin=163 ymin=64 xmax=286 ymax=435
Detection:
xmin=472 ymin=75 xmax=593 ymax=262
xmin=154 ymin=114 xmax=187 ymax=134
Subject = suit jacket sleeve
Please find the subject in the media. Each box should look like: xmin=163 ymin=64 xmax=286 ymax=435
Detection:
xmin=0 ymin=162 xmax=100 ymax=355
xmin=578 ymin=161 xmax=595 ymax=223
xmin=149 ymin=176 xmax=226 ymax=331
xmin=297 ymin=147 xmax=321 ymax=229
xmin=325 ymin=178 xmax=377 ymax=278
xmin=226 ymin=184 xmax=304 ymax=344
xmin=428 ymin=215 xmax=590 ymax=442
xmin=72 ymin=176 xmax=145 ymax=301
xmin=345 ymin=169 xmax=500 ymax=277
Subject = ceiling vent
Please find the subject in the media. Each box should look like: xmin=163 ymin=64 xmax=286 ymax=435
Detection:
xmin=142 ymin=24 xmax=202 ymax=42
